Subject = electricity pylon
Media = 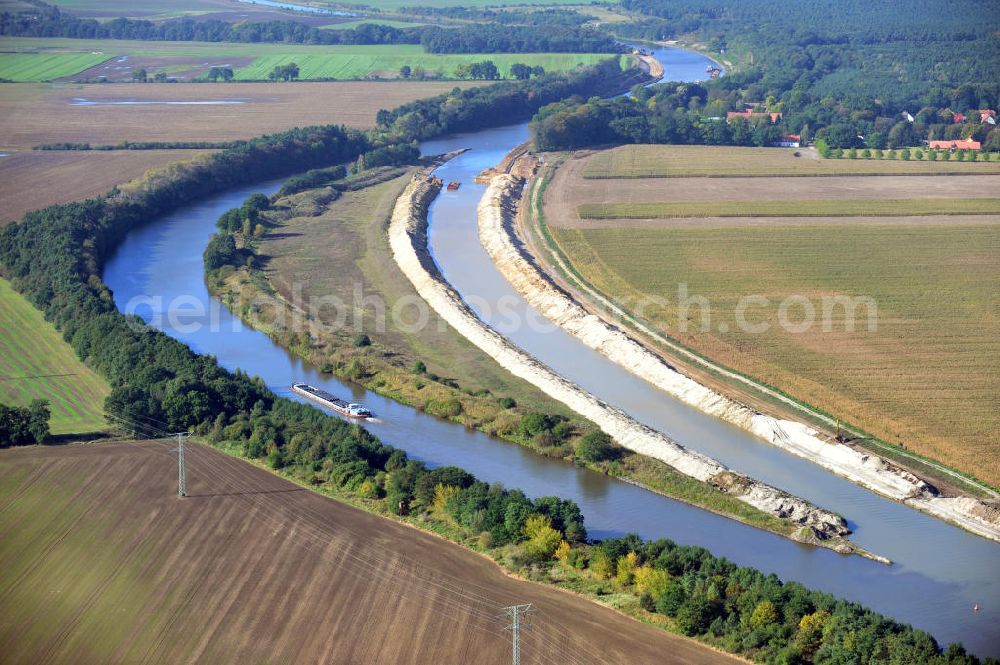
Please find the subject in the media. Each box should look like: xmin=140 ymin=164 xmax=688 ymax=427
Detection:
xmin=502 ymin=604 xmax=534 ymax=665
xmin=172 ymin=432 xmax=190 ymax=497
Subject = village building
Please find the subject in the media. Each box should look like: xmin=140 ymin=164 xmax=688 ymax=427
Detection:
xmin=726 ymin=110 xmax=782 ymax=124
xmin=771 ymin=133 xmax=801 ymax=147
xmin=975 ymin=110 xmax=997 ymax=125
xmin=928 ymin=138 xmax=981 ymax=151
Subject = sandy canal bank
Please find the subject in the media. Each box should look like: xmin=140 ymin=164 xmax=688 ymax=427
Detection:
xmin=482 ymin=168 xmax=1000 ymax=545
xmin=388 ymin=169 xmax=867 ymax=550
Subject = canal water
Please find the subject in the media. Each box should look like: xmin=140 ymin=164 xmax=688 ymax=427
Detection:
xmin=102 ymin=46 xmax=999 ymax=655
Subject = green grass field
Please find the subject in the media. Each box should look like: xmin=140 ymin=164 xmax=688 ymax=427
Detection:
xmin=582 ymin=144 xmax=1000 ymax=178
xmin=578 ymin=198 xmax=1000 ymax=219
xmin=0 ymin=278 xmax=109 ymax=435
xmin=0 ymin=38 xmax=624 ymax=81
xmin=0 ymin=52 xmax=112 ymax=82
xmin=236 ymin=50 xmax=623 ymax=80
xmin=549 ymin=221 xmax=1000 ymax=486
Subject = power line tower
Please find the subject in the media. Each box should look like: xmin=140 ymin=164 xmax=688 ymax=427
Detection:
xmin=502 ymin=604 xmax=534 ymax=665
xmin=173 ymin=432 xmax=190 ymax=497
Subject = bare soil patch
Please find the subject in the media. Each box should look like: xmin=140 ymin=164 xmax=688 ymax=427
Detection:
xmin=0 ymin=81 xmax=481 ymax=149
xmin=0 ymin=150 xmax=211 ymax=224
xmin=550 ymin=155 xmax=1000 ymax=214
xmin=67 ymin=54 xmax=256 ymax=82
xmin=0 ymin=441 xmax=741 ymax=665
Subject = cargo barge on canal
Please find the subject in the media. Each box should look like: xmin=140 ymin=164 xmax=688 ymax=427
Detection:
xmin=292 ymin=383 xmax=373 ymax=419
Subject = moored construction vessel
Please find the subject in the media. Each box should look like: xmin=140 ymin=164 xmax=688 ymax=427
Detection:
xmin=292 ymin=383 xmax=373 ymax=418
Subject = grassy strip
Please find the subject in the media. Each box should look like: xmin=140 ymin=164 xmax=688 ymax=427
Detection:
xmin=582 ymin=144 xmax=1000 ymax=179
xmin=0 ymin=278 xmax=110 ymax=434
xmin=0 ymin=38 xmax=626 ymax=82
xmin=0 ymin=52 xmax=112 ymax=81
xmin=577 ymin=197 xmax=1000 ymax=219
xmin=235 ymin=53 xmax=626 ymax=81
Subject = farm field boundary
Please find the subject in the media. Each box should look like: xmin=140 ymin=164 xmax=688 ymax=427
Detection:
xmin=0 ymin=278 xmax=109 ymax=435
xmin=582 ymin=145 xmax=1000 ymax=178
xmin=577 ymin=197 xmax=1000 ymax=219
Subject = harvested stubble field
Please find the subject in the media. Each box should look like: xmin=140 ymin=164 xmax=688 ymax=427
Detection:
xmin=577 ymin=198 xmax=1000 ymax=219
xmin=0 ymin=79 xmax=476 ymax=223
xmin=552 ymin=170 xmax=1000 ymax=211
xmin=543 ymin=148 xmax=1000 ymax=487
xmin=0 ymin=150 xmax=212 ymax=225
xmin=0 ymin=278 xmax=109 ymax=434
xmin=0 ymin=81 xmax=481 ymax=149
xmin=582 ymin=145 xmax=1000 ymax=178
xmin=0 ymin=441 xmax=740 ymax=665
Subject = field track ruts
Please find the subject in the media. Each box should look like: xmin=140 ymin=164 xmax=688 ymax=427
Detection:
xmin=0 ymin=441 xmax=742 ymax=665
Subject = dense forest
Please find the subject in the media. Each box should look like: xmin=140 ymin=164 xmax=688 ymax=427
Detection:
xmin=0 ymin=1 xmax=620 ymax=54
xmin=531 ymin=80 xmax=1000 ymax=152
xmin=619 ymin=0 xmax=997 ymax=107
xmin=588 ymin=0 xmax=1000 ymax=150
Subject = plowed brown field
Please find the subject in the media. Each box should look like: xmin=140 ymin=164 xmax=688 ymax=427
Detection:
xmin=0 ymin=80 xmax=482 ymax=225
xmin=0 ymin=441 xmax=741 ymax=665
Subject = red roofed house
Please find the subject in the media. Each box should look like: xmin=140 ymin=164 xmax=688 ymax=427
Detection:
xmin=772 ymin=134 xmax=801 ymax=148
xmin=928 ymin=138 xmax=981 ymax=151
xmin=975 ymin=109 xmax=997 ymax=125
xmin=726 ymin=110 xmax=783 ymax=124
xmin=951 ymin=111 xmax=966 ymax=124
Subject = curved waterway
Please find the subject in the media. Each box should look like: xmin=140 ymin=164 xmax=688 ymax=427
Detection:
xmin=102 ymin=46 xmax=998 ymax=655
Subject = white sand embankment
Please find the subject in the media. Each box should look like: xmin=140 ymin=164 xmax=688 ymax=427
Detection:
xmin=388 ymin=173 xmax=852 ymax=543
xmin=481 ymin=173 xmax=1000 ymax=544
